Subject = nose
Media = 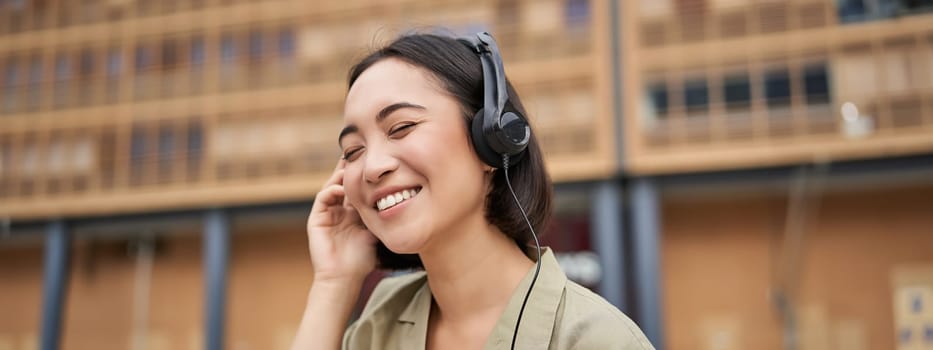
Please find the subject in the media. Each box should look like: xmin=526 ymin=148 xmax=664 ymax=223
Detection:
xmin=363 ymin=146 xmax=399 ymax=183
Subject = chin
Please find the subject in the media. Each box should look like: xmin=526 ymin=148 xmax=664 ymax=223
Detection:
xmin=362 ymin=209 xmax=430 ymax=254
xmin=373 ymin=227 xmax=430 ymax=255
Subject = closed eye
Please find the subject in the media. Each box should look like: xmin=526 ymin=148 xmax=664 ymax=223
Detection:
xmin=342 ymin=147 xmax=364 ymax=161
xmin=389 ymin=122 xmax=417 ymax=137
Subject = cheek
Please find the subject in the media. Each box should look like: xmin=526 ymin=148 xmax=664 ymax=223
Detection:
xmin=407 ymin=128 xmax=486 ymax=189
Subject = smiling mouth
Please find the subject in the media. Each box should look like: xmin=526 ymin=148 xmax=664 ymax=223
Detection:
xmin=375 ymin=187 xmax=422 ymax=211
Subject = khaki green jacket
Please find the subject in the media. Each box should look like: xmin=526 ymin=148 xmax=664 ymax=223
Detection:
xmin=342 ymin=248 xmax=655 ymax=349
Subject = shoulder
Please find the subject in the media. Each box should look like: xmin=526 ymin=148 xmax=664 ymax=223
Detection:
xmin=358 ymin=271 xmax=427 ymax=319
xmin=553 ymin=281 xmax=656 ymax=350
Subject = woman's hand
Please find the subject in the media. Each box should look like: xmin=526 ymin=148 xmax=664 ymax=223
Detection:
xmin=307 ymin=159 xmax=377 ymax=285
xmin=293 ymin=160 xmax=375 ymax=350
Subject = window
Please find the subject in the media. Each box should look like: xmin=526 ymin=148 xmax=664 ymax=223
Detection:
xmin=106 ymin=49 xmax=122 ymax=77
xmin=106 ymin=48 xmax=122 ymax=102
xmin=248 ymin=29 xmax=263 ymax=62
xmin=190 ymin=36 xmax=206 ymax=66
xmin=684 ymin=78 xmax=709 ymax=113
xmin=564 ymin=0 xmax=591 ymax=28
xmin=158 ymin=125 xmax=175 ymax=161
xmin=47 ymin=138 xmax=67 ymax=175
xmin=221 ymin=33 xmax=237 ymax=63
xmin=723 ymin=73 xmax=751 ymax=110
xmin=135 ymin=45 xmax=153 ymax=74
xmin=160 ymin=40 xmax=178 ymax=96
xmin=188 ymin=120 xmax=203 ymax=155
xmin=277 ymin=29 xmax=295 ymax=58
xmin=31 ymin=0 xmax=52 ymax=30
xmin=220 ymin=33 xmax=238 ymax=87
xmin=27 ymin=55 xmax=43 ymax=110
xmin=189 ymin=37 xmax=205 ymax=92
xmin=53 ymin=54 xmax=71 ymax=107
xmin=21 ymin=142 xmax=39 ymax=177
xmin=2 ymin=58 xmax=20 ymax=112
xmin=55 ymin=54 xmax=71 ymax=80
xmin=646 ymin=83 xmax=669 ymax=118
xmin=836 ymin=0 xmax=926 ymax=23
xmin=904 ymin=0 xmax=933 ymax=12
xmin=134 ymin=45 xmax=153 ymax=99
xmin=187 ymin=119 xmax=203 ymax=179
xmin=98 ymin=128 xmax=117 ymax=187
xmin=837 ymin=0 xmax=868 ymax=23
xmin=0 ymin=139 xmax=10 ymax=178
xmin=803 ymin=63 xmax=830 ymax=105
xmin=79 ymin=49 xmax=95 ymax=77
xmin=130 ymin=125 xmax=149 ymax=184
xmin=158 ymin=124 xmax=176 ymax=180
xmin=28 ymin=56 xmax=43 ymax=81
xmin=162 ymin=39 xmax=178 ymax=69
xmin=764 ymin=68 xmax=791 ymax=108
xmin=3 ymin=59 xmax=19 ymax=87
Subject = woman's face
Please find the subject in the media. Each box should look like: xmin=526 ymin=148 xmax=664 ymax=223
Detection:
xmin=339 ymin=58 xmax=490 ymax=254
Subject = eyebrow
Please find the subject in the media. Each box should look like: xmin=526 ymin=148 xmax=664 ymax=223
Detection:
xmin=338 ymin=102 xmax=426 ymax=146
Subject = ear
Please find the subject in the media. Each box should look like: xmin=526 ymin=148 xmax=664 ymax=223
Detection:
xmin=482 ymin=166 xmax=497 ymax=193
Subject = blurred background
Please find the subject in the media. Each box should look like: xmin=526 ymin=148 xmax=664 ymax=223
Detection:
xmin=1 ymin=0 xmax=933 ymax=349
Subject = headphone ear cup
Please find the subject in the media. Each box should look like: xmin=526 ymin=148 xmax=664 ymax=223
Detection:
xmin=470 ymin=109 xmax=504 ymax=169
xmin=498 ymin=111 xmax=530 ymax=154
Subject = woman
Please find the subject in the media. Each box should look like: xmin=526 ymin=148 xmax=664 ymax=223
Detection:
xmin=292 ymin=32 xmax=654 ymax=350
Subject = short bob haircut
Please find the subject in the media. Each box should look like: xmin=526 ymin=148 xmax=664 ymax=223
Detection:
xmin=346 ymin=33 xmax=553 ymax=269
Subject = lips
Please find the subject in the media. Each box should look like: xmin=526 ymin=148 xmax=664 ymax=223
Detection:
xmin=374 ymin=186 xmax=422 ymax=211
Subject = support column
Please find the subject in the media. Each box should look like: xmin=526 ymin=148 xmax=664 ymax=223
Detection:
xmin=204 ymin=209 xmax=230 ymax=350
xmin=590 ymin=180 xmax=627 ymax=311
xmin=39 ymin=220 xmax=71 ymax=350
xmin=630 ymin=178 xmax=664 ymax=349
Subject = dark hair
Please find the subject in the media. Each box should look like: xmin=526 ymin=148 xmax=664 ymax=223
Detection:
xmin=347 ymin=33 xmax=553 ymax=269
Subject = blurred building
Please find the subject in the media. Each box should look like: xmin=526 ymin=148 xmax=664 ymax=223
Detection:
xmin=1 ymin=0 xmax=932 ymax=349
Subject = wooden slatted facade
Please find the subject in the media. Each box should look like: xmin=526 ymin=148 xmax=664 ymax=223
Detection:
xmin=621 ymin=0 xmax=933 ymax=174
xmin=0 ymin=0 xmax=615 ymax=220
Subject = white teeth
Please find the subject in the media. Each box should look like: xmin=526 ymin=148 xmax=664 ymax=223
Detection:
xmin=375 ymin=188 xmax=420 ymax=211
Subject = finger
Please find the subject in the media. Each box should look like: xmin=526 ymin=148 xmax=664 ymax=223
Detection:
xmin=343 ymin=208 xmax=374 ymax=241
xmin=311 ymin=184 xmax=346 ymax=214
xmin=334 ymin=158 xmax=347 ymax=185
xmin=324 ymin=158 xmax=348 ymax=186
xmin=343 ymin=189 xmax=358 ymax=210
xmin=335 ymin=157 xmax=346 ymax=170
xmin=323 ymin=167 xmax=345 ymax=188
xmin=342 ymin=204 xmax=362 ymax=226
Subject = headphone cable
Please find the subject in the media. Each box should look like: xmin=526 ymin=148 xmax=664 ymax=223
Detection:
xmin=503 ymin=154 xmax=542 ymax=350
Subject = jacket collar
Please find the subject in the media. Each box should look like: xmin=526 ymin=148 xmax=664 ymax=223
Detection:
xmin=395 ymin=248 xmax=567 ymax=349
xmin=483 ymin=247 xmax=567 ymax=349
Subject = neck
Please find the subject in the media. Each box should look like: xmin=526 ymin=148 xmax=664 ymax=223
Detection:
xmin=419 ymin=212 xmax=533 ymax=324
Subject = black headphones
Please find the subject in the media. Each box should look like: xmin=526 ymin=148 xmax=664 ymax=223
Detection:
xmin=459 ymin=34 xmax=541 ymax=350
xmin=459 ymin=32 xmax=531 ymax=169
